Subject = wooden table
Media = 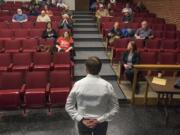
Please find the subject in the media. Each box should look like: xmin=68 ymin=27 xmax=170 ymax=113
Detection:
xmin=131 ymin=65 xmax=180 ymax=103
xmin=145 ymin=76 xmax=180 ymax=126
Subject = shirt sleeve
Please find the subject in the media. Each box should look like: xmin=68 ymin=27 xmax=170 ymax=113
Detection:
xmin=65 ymin=83 xmax=83 ymax=122
xmin=97 ymin=84 xmax=119 ymax=123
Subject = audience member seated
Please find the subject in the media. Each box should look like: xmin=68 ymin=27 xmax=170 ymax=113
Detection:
xmin=36 ymin=10 xmax=51 ymax=22
xmin=29 ymin=5 xmax=39 ymax=16
xmin=12 ymin=8 xmax=28 ymax=23
xmin=122 ymin=3 xmax=133 ymax=15
xmin=42 ymin=22 xmax=58 ymax=39
xmin=135 ymin=21 xmax=154 ymax=39
xmin=122 ymin=9 xmax=133 ymax=23
xmin=59 ymin=14 xmax=73 ymax=32
xmin=107 ymin=22 xmax=122 ymax=44
xmin=44 ymin=4 xmax=53 ymax=17
xmin=95 ymin=3 xmax=110 ymax=25
xmin=136 ymin=1 xmax=146 ymax=12
xmin=56 ymin=0 xmax=68 ymax=8
xmin=122 ymin=41 xmax=139 ymax=85
xmin=56 ymin=31 xmax=74 ymax=54
xmin=107 ymin=0 xmax=116 ymax=14
xmin=61 ymin=6 xmax=73 ymax=19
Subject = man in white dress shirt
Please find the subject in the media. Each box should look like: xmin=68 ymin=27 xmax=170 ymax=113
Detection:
xmin=65 ymin=56 xmax=119 ymax=135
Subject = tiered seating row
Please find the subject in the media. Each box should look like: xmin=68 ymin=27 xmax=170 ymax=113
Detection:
xmin=0 ymin=71 xmax=72 ymax=113
xmin=111 ymin=38 xmax=180 ymax=63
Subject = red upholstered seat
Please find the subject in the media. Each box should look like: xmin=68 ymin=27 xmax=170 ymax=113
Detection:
xmin=0 ymin=72 xmax=24 ymax=109
xmin=12 ymin=53 xmax=33 ymax=71
xmin=33 ymin=52 xmax=52 ymax=71
xmin=22 ymin=39 xmax=38 ymax=53
xmin=49 ymin=70 xmax=72 ymax=107
xmin=24 ymin=71 xmax=49 ymax=108
xmin=4 ymin=39 xmax=21 ymax=53
xmin=0 ymin=53 xmax=12 ymax=71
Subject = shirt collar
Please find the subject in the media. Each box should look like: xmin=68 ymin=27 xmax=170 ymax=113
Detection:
xmin=86 ymin=74 xmax=100 ymax=78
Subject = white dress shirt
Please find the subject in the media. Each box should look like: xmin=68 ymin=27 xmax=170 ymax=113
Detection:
xmin=65 ymin=74 xmax=119 ymax=123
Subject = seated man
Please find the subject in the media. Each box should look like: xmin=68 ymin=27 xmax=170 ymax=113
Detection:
xmin=122 ymin=3 xmax=132 ymax=15
xmin=107 ymin=22 xmax=122 ymax=44
xmin=122 ymin=9 xmax=133 ymax=23
xmin=12 ymin=8 xmax=28 ymax=23
xmin=36 ymin=10 xmax=51 ymax=22
xmin=135 ymin=21 xmax=154 ymax=39
xmin=95 ymin=3 xmax=110 ymax=23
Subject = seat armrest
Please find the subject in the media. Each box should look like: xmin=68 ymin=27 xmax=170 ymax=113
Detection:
xmin=8 ymin=63 xmax=13 ymax=71
xmin=19 ymin=47 xmax=23 ymax=52
xmin=20 ymin=84 xmax=26 ymax=94
xmin=46 ymin=83 xmax=50 ymax=93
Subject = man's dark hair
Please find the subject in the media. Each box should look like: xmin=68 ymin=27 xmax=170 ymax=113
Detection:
xmin=86 ymin=56 xmax=102 ymax=75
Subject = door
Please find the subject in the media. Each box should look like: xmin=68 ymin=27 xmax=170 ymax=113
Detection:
xmin=75 ymin=0 xmax=89 ymax=11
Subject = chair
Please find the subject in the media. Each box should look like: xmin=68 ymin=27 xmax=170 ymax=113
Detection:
xmin=0 ymin=72 xmax=24 ymax=109
xmin=29 ymin=29 xmax=43 ymax=38
xmin=0 ymin=22 xmax=8 ymax=29
xmin=4 ymin=39 xmax=21 ymax=53
xmin=164 ymin=24 xmax=176 ymax=31
xmin=24 ymin=71 xmax=49 ymax=109
xmin=14 ymin=30 xmax=30 ymax=39
xmin=134 ymin=39 xmax=144 ymax=50
xmin=9 ymin=22 xmax=22 ymax=29
xmin=161 ymin=39 xmax=177 ymax=52
xmin=0 ymin=29 xmax=14 ymax=39
xmin=153 ymin=31 xmax=163 ymax=39
xmin=140 ymin=52 xmax=157 ymax=64
xmin=22 ymin=39 xmax=38 ymax=53
xmin=151 ymin=24 xmax=164 ymax=31
xmin=159 ymin=52 xmax=176 ymax=64
xmin=0 ymin=53 xmax=12 ymax=71
xmin=12 ymin=53 xmax=33 ymax=71
xmin=49 ymin=70 xmax=71 ymax=107
xmin=21 ymin=22 xmax=34 ymax=29
xmin=33 ymin=52 xmax=52 ymax=71
xmin=163 ymin=31 xmax=176 ymax=39
xmin=34 ymin=22 xmax=46 ymax=29
xmin=145 ymin=39 xmax=161 ymax=52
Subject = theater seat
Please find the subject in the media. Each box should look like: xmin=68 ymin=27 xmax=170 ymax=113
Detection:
xmin=22 ymin=39 xmax=38 ymax=53
xmin=33 ymin=52 xmax=52 ymax=71
xmin=0 ymin=72 xmax=24 ymax=109
xmin=12 ymin=53 xmax=33 ymax=71
xmin=4 ymin=39 xmax=21 ymax=53
xmin=24 ymin=71 xmax=49 ymax=109
xmin=0 ymin=53 xmax=12 ymax=71
xmin=49 ymin=70 xmax=72 ymax=107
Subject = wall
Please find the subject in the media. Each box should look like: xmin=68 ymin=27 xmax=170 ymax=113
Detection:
xmin=4 ymin=0 xmax=75 ymax=10
xmin=134 ymin=0 xmax=180 ymax=30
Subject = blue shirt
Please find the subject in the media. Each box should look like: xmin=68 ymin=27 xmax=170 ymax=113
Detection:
xmin=135 ymin=27 xmax=153 ymax=39
xmin=12 ymin=14 xmax=28 ymax=22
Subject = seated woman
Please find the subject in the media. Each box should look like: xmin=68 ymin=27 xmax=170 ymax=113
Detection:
xmin=107 ymin=22 xmax=122 ymax=45
xmin=56 ymin=31 xmax=75 ymax=57
xmin=122 ymin=41 xmax=139 ymax=85
xmin=42 ymin=22 xmax=58 ymax=39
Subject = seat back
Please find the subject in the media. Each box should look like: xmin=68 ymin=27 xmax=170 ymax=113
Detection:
xmin=140 ymin=52 xmax=157 ymax=64
xmin=50 ymin=70 xmax=71 ymax=88
xmin=33 ymin=52 xmax=51 ymax=65
xmin=159 ymin=52 xmax=176 ymax=64
xmin=13 ymin=53 xmax=32 ymax=66
xmin=1 ymin=72 xmax=23 ymax=89
xmin=0 ymin=53 xmax=11 ymax=66
xmin=25 ymin=71 xmax=48 ymax=88
xmin=53 ymin=52 xmax=71 ymax=64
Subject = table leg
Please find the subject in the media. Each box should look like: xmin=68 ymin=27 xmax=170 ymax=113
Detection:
xmin=131 ymin=70 xmax=138 ymax=104
xmin=144 ymin=82 xmax=149 ymax=105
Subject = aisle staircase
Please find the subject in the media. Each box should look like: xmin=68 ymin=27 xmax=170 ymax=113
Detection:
xmin=73 ymin=11 xmax=127 ymax=102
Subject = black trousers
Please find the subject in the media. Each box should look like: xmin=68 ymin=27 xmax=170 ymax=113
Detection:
xmin=78 ymin=121 xmax=108 ymax=135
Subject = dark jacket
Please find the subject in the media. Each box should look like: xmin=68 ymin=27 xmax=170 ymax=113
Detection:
xmin=108 ymin=27 xmax=123 ymax=37
xmin=42 ymin=29 xmax=58 ymax=39
xmin=122 ymin=51 xmax=140 ymax=65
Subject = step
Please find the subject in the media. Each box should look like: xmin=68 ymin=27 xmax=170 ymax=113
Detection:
xmin=73 ymin=11 xmax=94 ymax=15
xmin=74 ymin=34 xmax=103 ymax=41
xmin=109 ymin=80 xmax=127 ymax=101
xmin=73 ymin=14 xmax=95 ymax=19
xmin=74 ymin=63 xmax=117 ymax=80
xmin=74 ymin=50 xmax=110 ymax=63
xmin=74 ymin=18 xmax=95 ymax=23
xmin=73 ymin=22 xmax=97 ymax=28
xmin=74 ymin=41 xmax=105 ymax=51
xmin=73 ymin=28 xmax=99 ymax=34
